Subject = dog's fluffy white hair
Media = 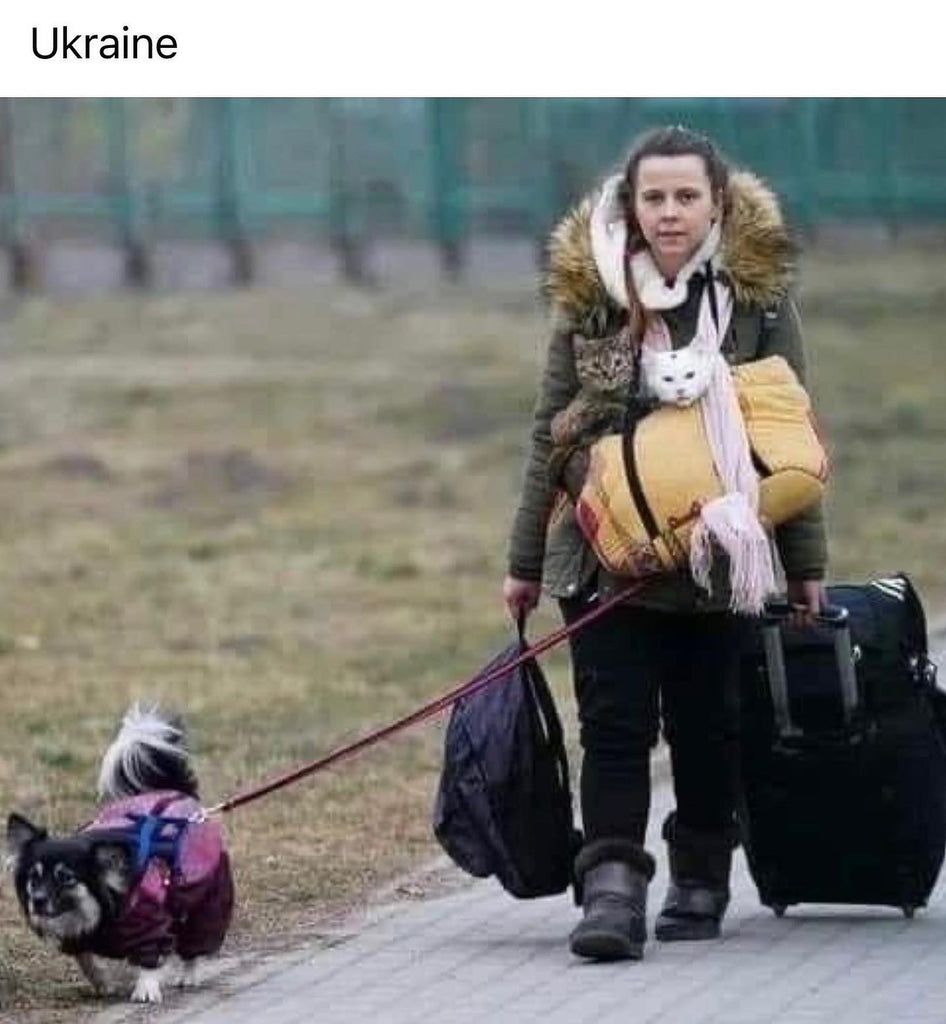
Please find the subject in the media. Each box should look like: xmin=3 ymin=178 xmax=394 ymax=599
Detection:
xmin=97 ymin=703 xmax=197 ymax=802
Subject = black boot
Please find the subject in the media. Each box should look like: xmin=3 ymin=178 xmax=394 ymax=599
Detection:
xmin=569 ymin=839 xmax=656 ymax=961
xmin=654 ymin=812 xmax=740 ymax=942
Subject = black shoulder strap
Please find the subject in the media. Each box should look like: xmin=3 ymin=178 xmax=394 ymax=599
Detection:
xmin=516 ymin=620 xmax=576 ymax=806
xmin=703 ymin=261 xmax=720 ymax=333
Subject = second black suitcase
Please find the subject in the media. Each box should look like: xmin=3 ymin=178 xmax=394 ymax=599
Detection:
xmin=738 ymin=573 xmax=946 ymax=917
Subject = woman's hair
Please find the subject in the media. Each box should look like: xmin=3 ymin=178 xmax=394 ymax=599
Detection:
xmin=617 ymin=125 xmax=731 ymax=249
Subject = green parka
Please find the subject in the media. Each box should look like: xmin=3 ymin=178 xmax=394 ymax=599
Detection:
xmin=507 ymin=170 xmax=828 ymax=611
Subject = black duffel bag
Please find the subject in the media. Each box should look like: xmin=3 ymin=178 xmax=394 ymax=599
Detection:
xmin=432 ymin=619 xmax=582 ymax=899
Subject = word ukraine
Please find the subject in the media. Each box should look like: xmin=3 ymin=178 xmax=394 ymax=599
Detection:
xmin=32 ymin=26 xmax=178 ymax=59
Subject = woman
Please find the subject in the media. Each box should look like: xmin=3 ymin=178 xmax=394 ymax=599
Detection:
xmin=503 ymin=126 xmax=828 ymax=961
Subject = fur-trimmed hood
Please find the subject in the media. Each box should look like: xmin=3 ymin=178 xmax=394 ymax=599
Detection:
xmin=545 ymin=170 xmax=795 ymax=335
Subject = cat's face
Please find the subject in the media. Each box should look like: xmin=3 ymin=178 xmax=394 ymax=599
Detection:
xmin=642 ymin=346 xmax=714 ymax=407
xmin=573 ymin=332 xmax=636 ymax=392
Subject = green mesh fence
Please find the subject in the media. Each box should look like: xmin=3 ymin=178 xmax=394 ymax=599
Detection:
xmin=0 ymin=98 xmax=943 ymax=255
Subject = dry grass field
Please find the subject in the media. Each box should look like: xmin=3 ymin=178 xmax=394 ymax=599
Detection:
xmin=0 ymin=248 xmax=943 ymax=1020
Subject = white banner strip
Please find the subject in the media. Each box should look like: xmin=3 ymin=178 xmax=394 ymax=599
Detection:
xmin=0 ymin=1 xmax=940 ymax=96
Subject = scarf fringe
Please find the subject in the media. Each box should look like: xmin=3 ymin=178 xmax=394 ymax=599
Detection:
xmin=690 ymin=494 xmax=778 ymax=615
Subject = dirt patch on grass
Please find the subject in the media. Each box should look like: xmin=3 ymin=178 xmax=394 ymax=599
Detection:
xmin=41 ymin=453 xmax=115 ymax=482
xmin=147 ymin=447 xmax=291 ymax=517
xmin=0 ymin=253 xmax=943 ymax=1018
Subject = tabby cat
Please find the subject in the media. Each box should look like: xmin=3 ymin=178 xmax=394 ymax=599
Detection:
xmin=551 ymin=328 xmax=651 ymax=448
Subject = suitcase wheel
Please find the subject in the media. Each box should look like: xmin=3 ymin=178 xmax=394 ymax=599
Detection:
xmin=771 ymin=904 xmax=787 ymax=918
xmin=902 ymin=906 xmax=916 ymax=920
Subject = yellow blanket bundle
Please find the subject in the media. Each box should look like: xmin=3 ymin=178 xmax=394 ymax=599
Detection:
xmin=573 ymin=356 xmax=828 ymax=583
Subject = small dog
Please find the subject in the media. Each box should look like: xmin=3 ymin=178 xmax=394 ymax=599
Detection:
xmin=7 ymin=705 xmax=234 ymax=1003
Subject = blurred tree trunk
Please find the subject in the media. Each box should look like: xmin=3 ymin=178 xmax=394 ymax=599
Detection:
xmin=0 ymin=98 xmax=36 ymax=290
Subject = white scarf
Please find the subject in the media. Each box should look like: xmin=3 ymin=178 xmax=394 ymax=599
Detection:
xmin=590 ymin=176 xmax=778 ymax=614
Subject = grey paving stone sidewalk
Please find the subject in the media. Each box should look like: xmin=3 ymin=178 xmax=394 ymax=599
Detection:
xmin=96 ymin=634 xmax=946 ymax=1024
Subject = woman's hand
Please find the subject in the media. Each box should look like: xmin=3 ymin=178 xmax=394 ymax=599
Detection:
xmin=785 ymin=579 xmax=826 ymax=628
xmin=503 ymin=575 xmax=542 ymax=622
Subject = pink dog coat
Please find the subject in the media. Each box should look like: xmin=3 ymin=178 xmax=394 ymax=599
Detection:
xmin=81 ymin=791 xmax=234 ymax=968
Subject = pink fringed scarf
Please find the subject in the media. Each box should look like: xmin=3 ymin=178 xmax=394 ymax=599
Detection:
xmin=642 ymin=274 xmax=778 ymax=615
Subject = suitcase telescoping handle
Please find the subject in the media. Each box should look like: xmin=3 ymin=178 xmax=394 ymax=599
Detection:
xmin=761 ymin=603 xmax=859 ymax=738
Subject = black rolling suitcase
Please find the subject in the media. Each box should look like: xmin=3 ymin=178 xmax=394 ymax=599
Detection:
xmin=738 ymin=573 xmax=946 ymax=917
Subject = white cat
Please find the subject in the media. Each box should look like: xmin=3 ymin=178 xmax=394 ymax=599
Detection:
xmin=641 ymin=343 xmax=716 ymax=408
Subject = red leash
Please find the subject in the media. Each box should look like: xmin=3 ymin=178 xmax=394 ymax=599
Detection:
xmin=202 ymin=583 xmax=641 ymax=817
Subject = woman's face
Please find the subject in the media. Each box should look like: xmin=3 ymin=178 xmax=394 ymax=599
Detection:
xmin=633 ymin=154 xmax=721 ymax=279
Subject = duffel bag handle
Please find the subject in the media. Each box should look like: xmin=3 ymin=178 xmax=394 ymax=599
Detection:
xmin=761 ymin=602 xmax=859 ymax=737
xmin=763 ymin=601 xmax=848 ymax=627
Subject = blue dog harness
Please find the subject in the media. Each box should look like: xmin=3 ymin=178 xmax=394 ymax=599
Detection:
xmin=124 ymin=810 xmax=191 ymax=874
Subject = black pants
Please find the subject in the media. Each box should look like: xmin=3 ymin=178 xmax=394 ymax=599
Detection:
xmin=561 ymin=592 xmax=750 ymax=847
